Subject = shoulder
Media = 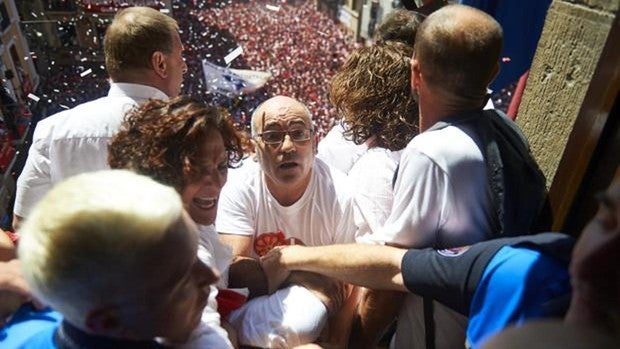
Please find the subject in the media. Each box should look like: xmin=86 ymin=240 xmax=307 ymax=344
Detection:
xmin=220 ymin=163 xmax=261 ymax=203
xmin=403 ymin=125 xmax=484 ymax=171
xmin=313 ymin=158 xmax=350 ymax=189
xmin=49 ymin=96 xmax=137 ymax=139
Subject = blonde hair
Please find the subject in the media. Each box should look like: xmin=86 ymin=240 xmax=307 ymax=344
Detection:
xmin=18 ymin=170 xmax=183 ymax=326
xmin=104 ymin=6 xmax=179 ymax=80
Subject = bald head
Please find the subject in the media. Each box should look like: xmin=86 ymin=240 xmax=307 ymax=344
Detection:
xmin=414 ymin=4 xmax=502 ymax=107
xmin=251 ymin=96 xmax=312 ymax=136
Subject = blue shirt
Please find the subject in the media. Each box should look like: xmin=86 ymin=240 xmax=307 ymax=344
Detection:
xmin=467 ymin=246 xmax=570 ymax=347
xmin=0 ymin=304 xmax=61 ymax=348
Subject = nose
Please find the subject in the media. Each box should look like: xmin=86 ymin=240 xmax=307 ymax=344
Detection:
xmin=280 ymin=133 xmax=296 ymax=153
xmin=201 ymin=167 xmax=226 ymax=188
xmin=182 ymin=59 xmax=188 ymax=75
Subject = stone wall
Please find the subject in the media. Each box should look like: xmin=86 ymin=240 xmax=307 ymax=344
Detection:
xmin=518 ymin=0 xmax=618 ymax=187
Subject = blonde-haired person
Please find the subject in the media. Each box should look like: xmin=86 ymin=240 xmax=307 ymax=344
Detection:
xmin=13 ymin=6 xmax=187 ymax=229
xmin=4 ymin=170 xmax=217 ymax=348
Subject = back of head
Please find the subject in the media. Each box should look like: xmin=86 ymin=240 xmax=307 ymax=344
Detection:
xmin=104 ymin=6 xmax=178 ymax=81
xmin=18 ymin=170 xmax=183 ymax=327
xmin=109 ymin=96 xmax=243 ymax=191
xmin=373 ymin=9 xmax=425 ymax=47
xmin=330 ymin=42 xmax=418 ymax=150
xmin=414 ymin=4 xmax=502 ymax=107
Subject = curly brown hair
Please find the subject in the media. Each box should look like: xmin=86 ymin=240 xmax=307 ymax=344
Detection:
xmin=330 ymin=42 xmax=419 ymax=151
xmin=108 ymin=96 xmax=244 ymax=191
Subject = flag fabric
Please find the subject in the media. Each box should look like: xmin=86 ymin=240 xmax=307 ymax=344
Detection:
xmin=201 ymin=60 xmax=271 ymax=96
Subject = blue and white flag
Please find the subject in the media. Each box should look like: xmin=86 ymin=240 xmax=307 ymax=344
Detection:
xmin=202 ymin=60 xmax=271 ymax=96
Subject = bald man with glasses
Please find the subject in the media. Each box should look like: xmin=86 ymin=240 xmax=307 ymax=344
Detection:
xmin=216 ymin=96 xmax=358 ymax=348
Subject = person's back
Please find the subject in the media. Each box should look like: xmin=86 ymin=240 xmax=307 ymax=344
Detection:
xmin=317 ymin=9 xmax=422 ymax=175
xmin=327 ymin=42 xmax=419 ymax=240
xmin=13 ymin=6 xmax=187 ymax=228
xmin=360 ymin=5 xmax=545 ymax=349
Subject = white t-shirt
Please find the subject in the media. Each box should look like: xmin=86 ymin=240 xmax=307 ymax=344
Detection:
xmin=373 ymin=124 xmax=492 ymax=349
xmin=184 ymin=225 xmax=235 ymax=349
xmin=14 ymin=83 xmax=168 ymax=218
xmin=374 ymin=124 xmax=492 ymax=248
xmin=317 ymin=122 xmax=367 ymax=175
xmin=216 ymin=158 xmax=357 ymax=258
xmin=349 ymin=147 xmax=401 ymax=242
xmin=197 ymin=224 xmax=233 ymax=289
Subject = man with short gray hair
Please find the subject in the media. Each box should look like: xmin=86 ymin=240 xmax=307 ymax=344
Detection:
xmin=13 ymin=6 xmax=187 ymax=229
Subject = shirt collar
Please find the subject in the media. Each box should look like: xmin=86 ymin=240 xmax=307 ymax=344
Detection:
xmin=107 ymin=82 xmax=169 ymax=101
xmin=55 ymin=320 xmax=169 ymax=349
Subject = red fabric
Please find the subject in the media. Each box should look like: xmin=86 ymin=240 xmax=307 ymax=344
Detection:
xmin=2 ymin=230 xmax=18 ymax=245
xmin=507 ymin=70 xmax=530 ymax=120
xmin=216 ymin=289 xmax=248 ymax=319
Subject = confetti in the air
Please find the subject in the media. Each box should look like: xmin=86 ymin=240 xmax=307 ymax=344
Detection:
xmin=27 ymin=93 xmax=40 ymax=102
xmin=224 ymin=46 xmax=243 ymax=65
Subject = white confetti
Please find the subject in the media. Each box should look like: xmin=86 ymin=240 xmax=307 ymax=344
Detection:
xmin=266 ymin=4 xmax=280 ymax=11
xmin=80 ymin=68 xmax=93 ymax=77
xmin=27 ymin=93 xmax=40 ymax=102
xmin=224 ymin=46 xmax=243 ymax=65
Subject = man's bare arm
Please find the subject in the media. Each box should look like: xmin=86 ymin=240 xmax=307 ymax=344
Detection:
xmin=228 ymin=257 xmax=268 ymax=298
xmin=261 ymin=244 xmax=408 ymax=291
xmin=219 ymin=233 xmax=254 ymax=257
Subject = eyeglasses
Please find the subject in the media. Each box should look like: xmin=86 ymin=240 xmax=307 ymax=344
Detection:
xmin=256 ymin=128 xmax=313 ymax=145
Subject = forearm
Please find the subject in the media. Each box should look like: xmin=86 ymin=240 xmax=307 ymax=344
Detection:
xmin=349 ymin=289 xmax=406 ymax=348
xmin=280 ymin=244 xmax=407 ymax=291
xmin=228 ymin=257 xmax=268 ymax=298
xmin=325 ymin=285 xmax=359 ymax=346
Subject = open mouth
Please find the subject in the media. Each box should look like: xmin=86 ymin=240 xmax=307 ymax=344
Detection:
xmin=193 ymin=197 xmax=217 ymax=210
xmin=279 ymin=161 xmax=299 ymax=170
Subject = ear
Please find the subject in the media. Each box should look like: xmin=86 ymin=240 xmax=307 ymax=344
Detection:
xmin=411 ymin=58 xmax=422 ymax=92
xmin=85 ymin=306 xmax=129 ymax=338
xmin=151 ymin=51 xmax=168 ymax=79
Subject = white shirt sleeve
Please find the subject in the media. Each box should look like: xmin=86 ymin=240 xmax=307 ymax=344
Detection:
xmin=14 ymin=129 xmax=53 ymax=218
xmin=215 ymin=179 xmax=255 ymax=236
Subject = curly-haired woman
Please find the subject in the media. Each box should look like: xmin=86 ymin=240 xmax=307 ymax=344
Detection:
xmin=329 ymin=41 xmax=419 ymax=241
xmin=109 ymin=96 xmax=258 ymax=348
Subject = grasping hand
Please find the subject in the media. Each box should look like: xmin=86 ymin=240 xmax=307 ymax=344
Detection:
xmin=260 ymin=246 xmax=294 ymax=294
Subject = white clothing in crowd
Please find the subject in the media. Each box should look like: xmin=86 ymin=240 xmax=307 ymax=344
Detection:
xmin=14 ymin=83 xmax=168 ymax=218
xmin=216 ymin=158 xmax=357 ymax=347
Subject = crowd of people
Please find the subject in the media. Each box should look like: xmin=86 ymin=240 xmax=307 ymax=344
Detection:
xmin=28 ymin=0 xmax=357 ymax=138
xmin=183 ymin=0 xmax=358 ymax=135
